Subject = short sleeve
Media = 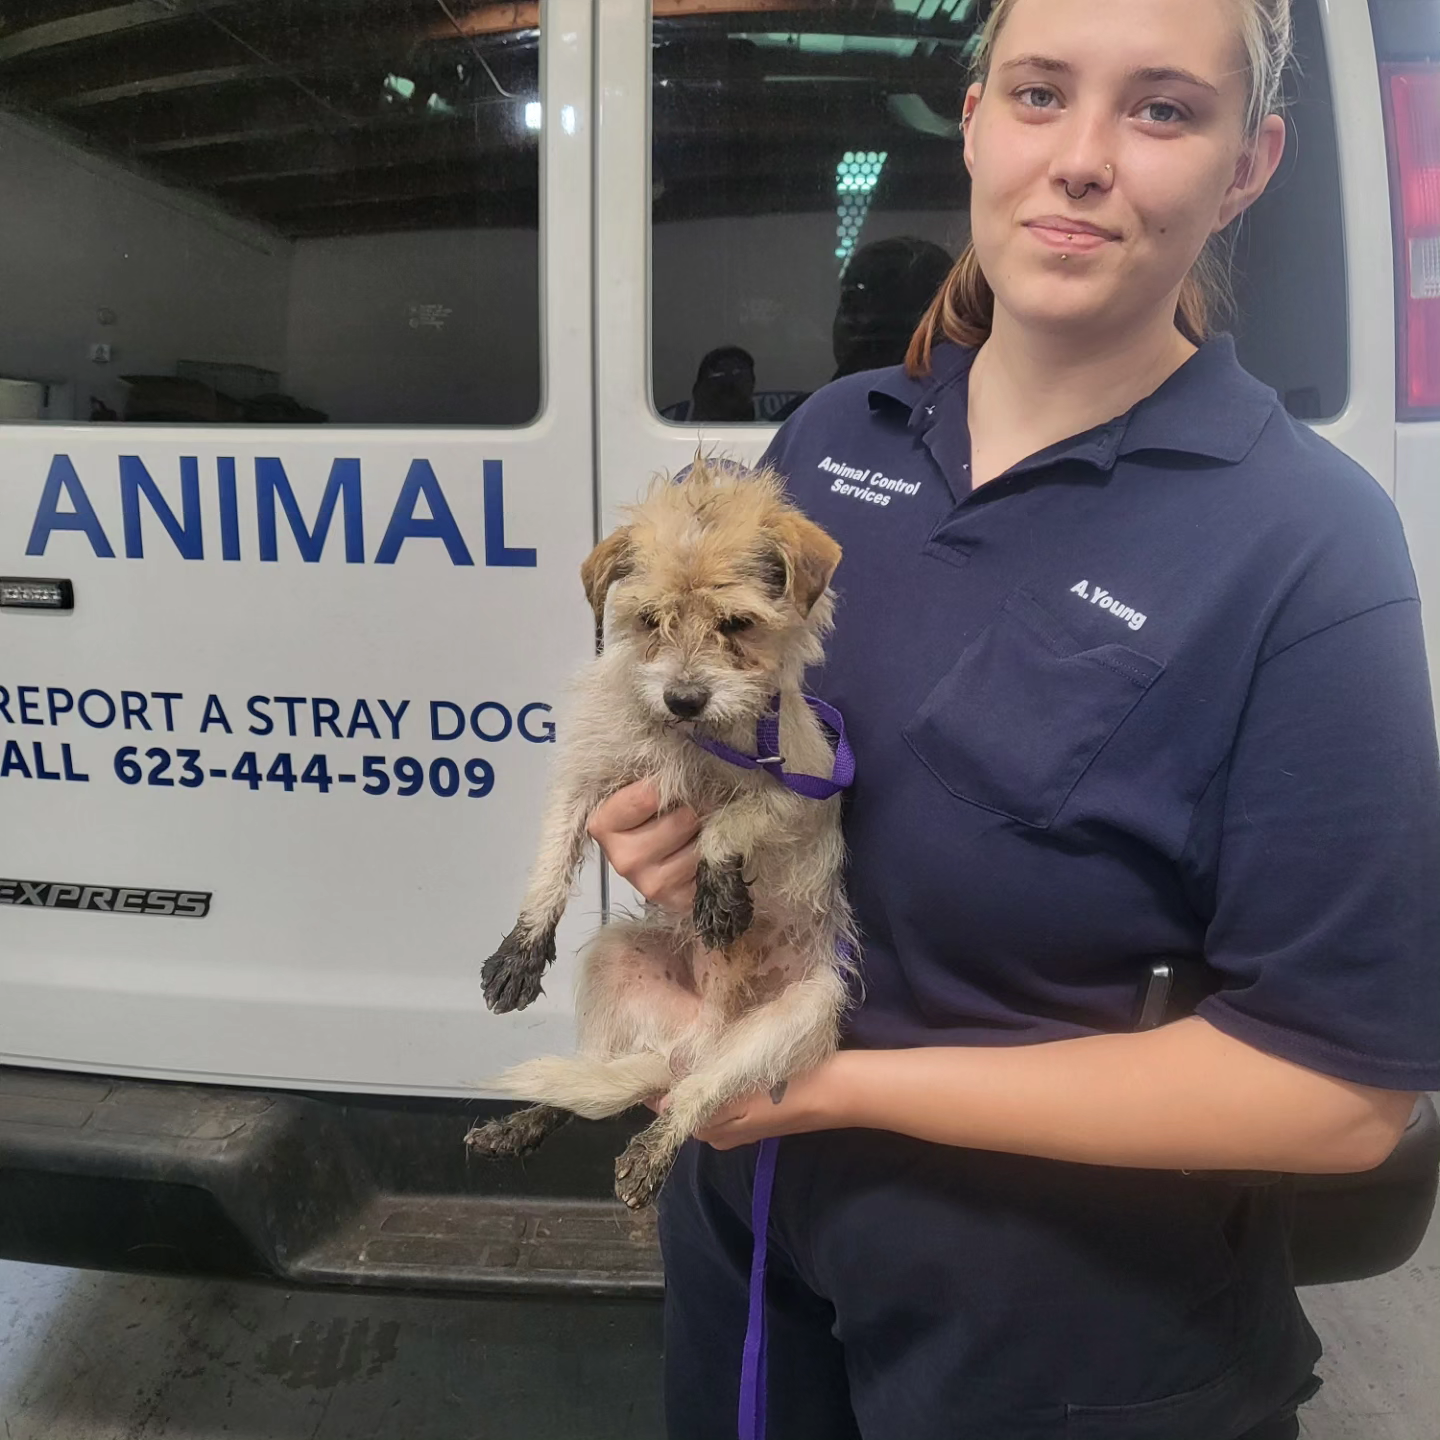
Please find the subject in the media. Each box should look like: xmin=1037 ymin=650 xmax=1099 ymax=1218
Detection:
xmin=758 ymin=411 xmax=803 ymax=478
xmin=1191 ymin=598 xmax=1440 ymax=1089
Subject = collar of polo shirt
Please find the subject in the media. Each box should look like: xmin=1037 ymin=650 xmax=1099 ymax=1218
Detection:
xmin=864 ymin=336 xmax=1277 ymax=502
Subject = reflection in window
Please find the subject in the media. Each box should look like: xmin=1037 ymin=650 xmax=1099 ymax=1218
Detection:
xmin=0 ymin=1 xmax=542 ymax=425
xmin=652 ymin=1 xmax=972 ymax=423
xmin=835 ymin=151 xmax=889 ymax=271
xmin=650 ymin=0 xmax=1349 ymax=424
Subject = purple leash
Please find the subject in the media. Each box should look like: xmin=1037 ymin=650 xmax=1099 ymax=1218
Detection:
xmin=738 ymin=1136 xmax=781 ymax=1440
xmin=689 ymin=694 xmax=855 ymax=1440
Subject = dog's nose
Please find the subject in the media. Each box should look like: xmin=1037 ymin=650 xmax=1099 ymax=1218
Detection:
xmin=664 ymin=684 xmax=711 ymax=719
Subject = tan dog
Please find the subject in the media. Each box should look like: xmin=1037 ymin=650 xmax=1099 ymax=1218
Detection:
xmin=467 ymin=458 xmax=855 ymax=1208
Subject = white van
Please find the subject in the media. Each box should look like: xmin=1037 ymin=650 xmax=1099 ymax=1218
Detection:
xmin=0 ymin=0 xmax=1436 ymax=1293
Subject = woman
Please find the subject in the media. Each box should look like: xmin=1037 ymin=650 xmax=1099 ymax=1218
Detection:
xmin=591 ymin=0 xmax=1440 ymax=1436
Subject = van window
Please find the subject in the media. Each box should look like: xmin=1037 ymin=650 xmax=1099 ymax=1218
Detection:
xmin=649 ymin=0 xmax=1347 ymax=424
xmin=0 ymin=4 xmax=542 ymax=426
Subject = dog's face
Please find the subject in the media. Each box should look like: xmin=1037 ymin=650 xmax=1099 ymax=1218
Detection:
xmin=581 ymin=463 xmax=841 ymax=727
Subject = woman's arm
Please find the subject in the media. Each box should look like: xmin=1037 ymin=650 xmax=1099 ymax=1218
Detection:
xmin=696 ymin=1020 xmax=1418 ymax=1175
xmin=588 ymin=784 xmax=1419 ymax=1175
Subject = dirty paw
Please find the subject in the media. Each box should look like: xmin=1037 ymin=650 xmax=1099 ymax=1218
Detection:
xmin=692 ymin=857 xmax=753 ymax=950
xmin=614 ymin=1137 xmax=674 ymax=1210
xmin=465 ymin=1105 xmax=569 ymax=1159
xmin=481 ymin=923 xmax=556 ymax=1013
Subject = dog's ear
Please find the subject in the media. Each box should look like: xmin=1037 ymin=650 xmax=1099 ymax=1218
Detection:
xmin=580 ymin=526 xmax=634 ymax=629
xmin=765 ymin=512 xmax=841 ymax=617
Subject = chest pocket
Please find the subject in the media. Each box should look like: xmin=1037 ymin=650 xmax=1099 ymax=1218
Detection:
xmin=903 ymin=589 xmax=1164 ymax=829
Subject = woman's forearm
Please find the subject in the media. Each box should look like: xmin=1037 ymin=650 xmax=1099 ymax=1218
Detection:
xmin=822 ymin=1018 xmax=1416 ymax=1174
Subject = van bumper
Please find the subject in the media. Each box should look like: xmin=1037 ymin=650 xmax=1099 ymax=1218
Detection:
xmin=0 ymin=1065 xmax=1433 ymax=1291
xmin=0 ymin=1065 xmax=662 ymax=1296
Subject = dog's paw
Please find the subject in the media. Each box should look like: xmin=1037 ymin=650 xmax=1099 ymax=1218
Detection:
xmin=614 ymin=1135 xmax=674 ymax=1211
xmin=693 ymin=856 xmax=753 ymax=950
xmin=481 ymin=923 xmax=556 ymax=1013
xmin=465 ymin=1106 xmax=569 ymax=1159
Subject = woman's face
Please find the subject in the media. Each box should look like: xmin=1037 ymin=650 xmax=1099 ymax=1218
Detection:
xmin=962 ymin=0 xmax=1285 ymax=340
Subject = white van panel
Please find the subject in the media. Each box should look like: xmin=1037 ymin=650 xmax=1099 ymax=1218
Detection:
xmin=1309 ymin=0 xmax=1398 ymax=491
xmin=1394 ymin=422 xmax=1440 ymax=719
xmin=0 ymin=0 xmax=597 ymax=1096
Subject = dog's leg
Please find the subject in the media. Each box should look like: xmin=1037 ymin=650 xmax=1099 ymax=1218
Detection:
xmin=495 ymin=1049 xmax=675 ymax=1119
xmin=614 ymin=1112 xmax=686 ymax=1211
xmin=492 ymin=921 xmax=703 ymax=1122
xmin=691 ymin=794 xmax=778 ymax=951
xmin=692 ymin=855 xmax=753 ymax=952
xmin=613 ymin=958 xmax=850 ymax=1209
xmin=482 ymin=779 xmax=605 ymax=1014
xmin=465 ymin=1103 xmax=572 ymax=1159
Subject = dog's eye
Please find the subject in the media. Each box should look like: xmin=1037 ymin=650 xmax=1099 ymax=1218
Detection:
xmin=717 ymin=615 xmax=753 ymax=636
xmin=637 ymin=610 xmax=661 ymax=630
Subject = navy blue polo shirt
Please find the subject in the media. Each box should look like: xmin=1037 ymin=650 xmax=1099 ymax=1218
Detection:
xmin=762 ymin=336 xmax=1440 ymax=1091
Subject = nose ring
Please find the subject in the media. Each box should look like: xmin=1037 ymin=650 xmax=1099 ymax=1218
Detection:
xmin=1065 ymin=183 xmax=1089 ymax=201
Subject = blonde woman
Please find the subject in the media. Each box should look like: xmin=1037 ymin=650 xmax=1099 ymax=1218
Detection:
xmin=591 ymin=0 xmax=1440 ymax=1435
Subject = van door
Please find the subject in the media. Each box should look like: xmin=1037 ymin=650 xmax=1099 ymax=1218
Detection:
xmin=0 ymin=0 xmax=596 ymax=1093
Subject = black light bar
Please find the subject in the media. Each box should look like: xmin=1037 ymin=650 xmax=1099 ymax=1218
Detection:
xmin=0 ymin=577 xmax=74 ymax=610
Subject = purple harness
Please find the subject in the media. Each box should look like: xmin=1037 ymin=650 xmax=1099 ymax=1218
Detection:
xmin=688 ymin=694 xmax=855 ymax=1440
xmin=689 ymin=693 xmax=855 ymax=802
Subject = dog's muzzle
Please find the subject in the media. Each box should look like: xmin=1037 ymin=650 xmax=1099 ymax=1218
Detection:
xmin=663 ymin=684 xmax=711 ymax=720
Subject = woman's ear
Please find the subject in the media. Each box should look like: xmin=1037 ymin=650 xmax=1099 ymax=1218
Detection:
xmin=767 ymin=513 xmax=842 ymax=617
xmin=1217 ymin=113 xmax=1287 ymax=229
xmin=962 ymin=82 xmax=984 ymax=174
xmin=580 ymin=526 xmax=633 ymax=630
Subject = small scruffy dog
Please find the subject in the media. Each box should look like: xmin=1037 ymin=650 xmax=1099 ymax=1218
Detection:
xmin=467 ymin=459 xmax=855 ymax=1208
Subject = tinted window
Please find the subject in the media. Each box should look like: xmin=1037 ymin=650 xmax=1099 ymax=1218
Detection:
xmin=1229 ymin=0 xmax=1348 ymax=420
xmin=649 ymin=0 xmax=1347 ymax=424
xmin=1369 ymin=0 xmax=1440 ymax=60
xmin=0 ymin=1 xmax=541 ymax=425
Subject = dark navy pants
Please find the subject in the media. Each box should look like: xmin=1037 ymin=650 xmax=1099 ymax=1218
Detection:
xmin=658 ymin=1131 xmax=1323 ymax=1440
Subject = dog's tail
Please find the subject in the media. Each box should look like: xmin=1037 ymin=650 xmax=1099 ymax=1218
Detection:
xmin=493 ymin=1051 xmax=672 ymax=1120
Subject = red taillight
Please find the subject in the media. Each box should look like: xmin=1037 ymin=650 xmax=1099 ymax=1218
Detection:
xmin=1382 ymin=65 xmax=1440 ymax=419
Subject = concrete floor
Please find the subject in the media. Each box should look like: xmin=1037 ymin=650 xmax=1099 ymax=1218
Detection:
xmin=0 ymin=1206 xmax=1434 ymax=1440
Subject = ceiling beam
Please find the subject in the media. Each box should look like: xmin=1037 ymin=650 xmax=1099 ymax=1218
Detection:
xmin=219 ymin=159 xmax=533 ymax=211
xmin=54 ymin=63 xmax=273 ymax=108
xmin=652 ymin=0 xmax=829 ymax=14
xmin=0 ymin=1 xmax=213 ymax=64
xmin=189 ymin=129 xmax=526 ymax=185
xmin=271 ymin=189 xmax=536 ymax=238
xmin=424 ymin=0 xmax=838 ymax=41
xmin=422 ymin=2 xmax=540 ymax=40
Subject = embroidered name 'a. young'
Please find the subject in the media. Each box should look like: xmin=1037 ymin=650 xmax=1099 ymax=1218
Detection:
xmin=1070 ymin=580 xmax=1147 ymax=632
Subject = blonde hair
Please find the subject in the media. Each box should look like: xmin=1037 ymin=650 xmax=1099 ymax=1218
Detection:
xmin=906 ymin=0 xmax=1294 ymax=375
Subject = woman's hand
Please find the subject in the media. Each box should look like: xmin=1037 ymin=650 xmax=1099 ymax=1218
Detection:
xmin=683 ymin=1054 xmax=860 ymax=1149
xmin=587 ymin=780 xmax=702 ymax=915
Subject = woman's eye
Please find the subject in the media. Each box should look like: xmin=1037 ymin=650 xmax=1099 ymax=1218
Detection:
xmin=717 ymin=615 xmax=753 ymax=636
xmin=1016 ymin=86 xmax=1060 ymax=111
xmin=1142 ymin=101 xmax=1187 ymax=125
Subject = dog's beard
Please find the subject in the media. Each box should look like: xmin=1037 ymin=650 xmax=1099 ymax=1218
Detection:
xmin=634 ymin=659 xmax=778 ymax=730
